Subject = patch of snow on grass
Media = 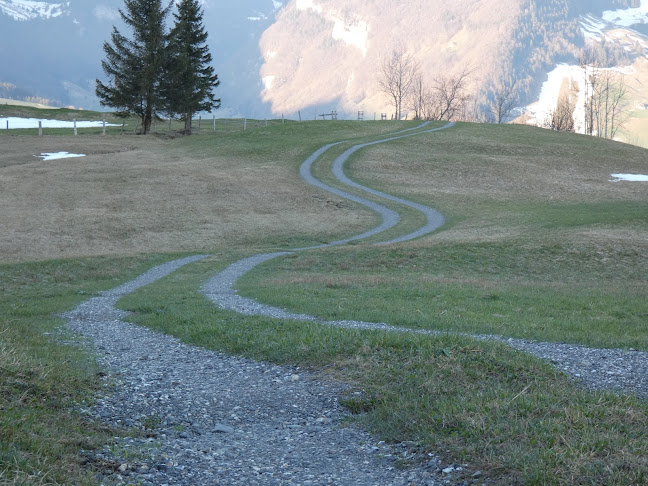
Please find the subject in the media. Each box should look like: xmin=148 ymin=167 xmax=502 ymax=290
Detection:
xmin=1 ymin=117 xmax=121 ymax=129
xmin=36 ymin=152 xmax=86 ymax=161
xmin=610 ymin=173 xmax=648 ymax=181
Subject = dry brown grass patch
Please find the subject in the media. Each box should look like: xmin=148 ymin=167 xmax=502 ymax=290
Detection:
xmin=0 ymin=135 xmax=372 ymax=262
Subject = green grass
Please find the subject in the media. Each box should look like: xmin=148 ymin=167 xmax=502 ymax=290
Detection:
xmin=235 ymin=123 xmax=647 ymax=352
xmin=118 ymin=257 xmax=648 ymax=485
xmin=116 ymin=122 xmax=648 ymax=484
xmin=3 ymin=116 xmax=648 ymax=484
xmin=0 ymin=253 xmax=188 ymax=484
xmin=238 ymin=240 xmax=647 ymax=350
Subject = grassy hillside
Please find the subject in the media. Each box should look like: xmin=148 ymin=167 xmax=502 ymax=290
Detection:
xmin=2 ymin=114 xmax=648 ymax=484
xmin=238 ymin=123 xmax=648 ymax=350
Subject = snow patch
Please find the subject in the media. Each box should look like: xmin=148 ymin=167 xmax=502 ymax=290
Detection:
xmin=0 ymin=0 xmax=67 ymax=21
xmin=610 ymin=173 xmax=648 ymax=181
xmin=579 ymin=14 xmax=609 ymax=40
xmin=525 ymin=64 xmax=635 ymax=134
xmin=525 ymin=64 xmax=587 ymax=131
xmin=1 ymin=117 xmax=120 ymax=129
xmin=36 ymin=152 xmax=86 ymax=161
xmin=295 ymin=0 xmax=322 ymax=14
xmin=294 ymin=0 xmax=368 ymax=57
xmin=93 ymin=5 xmax=120 ymax=21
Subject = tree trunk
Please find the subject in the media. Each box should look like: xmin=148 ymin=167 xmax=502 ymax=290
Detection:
xmin=184 ymin=112 xmax=193 ymax=135
xmin=143 ymin=112 xmax=152 ymax=134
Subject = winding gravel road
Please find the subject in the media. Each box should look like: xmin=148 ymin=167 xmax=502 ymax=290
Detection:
xmin=65 ymin=122 xmax=646 ymax=485
xmin=203 ymin=122 xmax=648 ymax=400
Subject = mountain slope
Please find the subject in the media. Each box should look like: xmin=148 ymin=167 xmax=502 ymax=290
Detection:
xmin=259 ymin=1 xmax=642 ymax=113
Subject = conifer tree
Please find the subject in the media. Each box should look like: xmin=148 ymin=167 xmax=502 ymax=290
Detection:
xmin=162 ymin=0 xmax=220 ymax=134
xmin=96 ymin=0 xmax=171 ymax=134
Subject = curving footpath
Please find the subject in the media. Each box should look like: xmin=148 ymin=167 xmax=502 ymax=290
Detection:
xmin=63 ymin=122 xmax=647 ymax=485
xmin=203 ymin=122 xmax=455 ymax=318
xmin=202 ymin=122 xmax=648 ymax=401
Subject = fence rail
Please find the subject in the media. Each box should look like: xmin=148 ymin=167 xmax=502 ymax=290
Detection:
xmin=1 ymin=114 xmax=393 ymax=137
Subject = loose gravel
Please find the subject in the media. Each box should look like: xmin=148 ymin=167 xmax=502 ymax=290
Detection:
xmin=204 ymin=122 xmax=648 ymax=400
xmin=62 ymin=123 xmax=645 ymax=485
xmin=64 ymin=257 xmax=460 ymax=486
xmin=202 ymin=253 xmax=648 ymax=400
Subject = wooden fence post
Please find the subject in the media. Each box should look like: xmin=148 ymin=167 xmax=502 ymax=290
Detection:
xmin=38 ymin=121 xmax=42 ymax=136
xmin=213 ymin=114 xmax=216 ymax=131
xmin=244 ymin=118 xmax=247 ymax=131
xmin=102 ymin=119 xmax=106 ymax=135
xmin=73 ymin=119 xmax=77 ymax=136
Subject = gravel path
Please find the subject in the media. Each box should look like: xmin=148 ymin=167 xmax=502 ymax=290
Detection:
xmin=203 ymin=121 xmax=648 ymax=401
xmin=64 ymin=257 xmax=454 ymax=486
xmin=202 ymin=253 xmax=648 ymax=400
xmin=63 ymin=123 xmax=646 ymax=485
xmin=63 ymin=123 xmax=474 ymax=485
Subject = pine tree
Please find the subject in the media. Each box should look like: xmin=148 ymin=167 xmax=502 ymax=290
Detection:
xmin=163 ymin=0 xmax=220 ymax=134
xmin=96 ymin=0 xmax=171 ymax=134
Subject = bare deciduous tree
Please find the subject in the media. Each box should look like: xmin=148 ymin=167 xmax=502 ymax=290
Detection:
xmin=430 ymin=68 xmax=473 ymax=121
xmin=551 ymin=93 xmax=576 ymax=132
xmin=377 ymin=48 xmax=418 ymax=120
xmin=410 ymin=73 xmax=434 ymax=120
xmin=486 ymin=78 xmax=520 ymax=124
xmin=592 ymin=70 xmax=629 ymax=139
xmin=580 ymin=46 xmax=599 ymax=135
xmin=580 ymin=45 xmax=630 ymax=139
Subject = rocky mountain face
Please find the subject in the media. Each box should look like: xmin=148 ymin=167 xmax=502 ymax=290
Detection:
xmin=258 ymin=0 xmax=648 ymax=142
xmin=2 ymin=0 xmax=647 ymax=143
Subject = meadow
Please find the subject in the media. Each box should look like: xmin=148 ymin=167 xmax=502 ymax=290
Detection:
xmin=1 ymin=110 xmax=647 ymax=484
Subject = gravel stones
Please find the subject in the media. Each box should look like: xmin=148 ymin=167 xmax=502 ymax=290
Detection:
xmin=64 ymin=257 xmax=459 ymax=485
xmin=62 ymin=123 xmax=645 ymax=485
xmin=202 ymin=255 xmax=648 ymax=401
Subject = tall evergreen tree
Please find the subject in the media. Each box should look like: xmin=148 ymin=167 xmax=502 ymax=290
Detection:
xmin=96 ymin=0 xmax=171 ymax=134
xmin=162 ymin=0 xmax=220 ymax=134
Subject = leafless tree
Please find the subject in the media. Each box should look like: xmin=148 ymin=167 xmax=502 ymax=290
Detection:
xmin=580 ymin=45 xmax=630 ymax=139
xmin=377 ymin=48 xmax=418 ymax=120
xmin=592 ymin=69 xmax=629 ymax=139
xmin=429 ymin=68 xmax=473 ymax=121
xmin=551 ymin=93 xmax=575 ymax=132
xmin=486 ymin=78 xmax=520 ymax=124
xmin=580 ymin=46 xmax=599 ymax=135
xmin=410 ymin=74 xmax=434 ymax=120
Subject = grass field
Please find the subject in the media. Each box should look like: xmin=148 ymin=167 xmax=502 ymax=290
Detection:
xmin=1 ymin=111 xmax=647 ymax=484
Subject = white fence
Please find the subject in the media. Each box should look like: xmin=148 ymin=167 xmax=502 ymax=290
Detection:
xmin=1 ymin=113 xmax=393 ymax=136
